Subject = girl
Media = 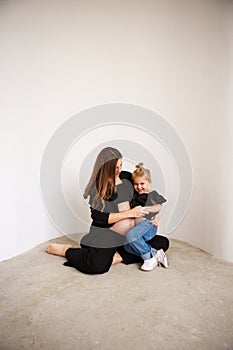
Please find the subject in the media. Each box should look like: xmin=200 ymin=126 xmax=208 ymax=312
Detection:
xmin=124 ymin=163 xmax=168 ymax=271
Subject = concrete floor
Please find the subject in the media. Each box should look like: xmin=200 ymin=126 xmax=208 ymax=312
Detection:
xmin=0 ymin=236 xmax=233 ymax=350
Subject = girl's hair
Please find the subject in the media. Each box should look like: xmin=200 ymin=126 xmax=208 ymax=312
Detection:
xmin=132 ymin=162 xmax=152 ymax=183
xmin=84 ymin=147 xmax=122 ymax=210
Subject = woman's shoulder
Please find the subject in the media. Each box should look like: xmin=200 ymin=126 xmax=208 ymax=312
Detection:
xmin=120 ymin=170 xmax=133 ymax=184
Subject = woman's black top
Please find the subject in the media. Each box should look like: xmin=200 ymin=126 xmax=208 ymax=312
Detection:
xmin=89 ymin=171 xmax=134 ymax=228
xmin=80 ymin=171 xmax=134 ymax=248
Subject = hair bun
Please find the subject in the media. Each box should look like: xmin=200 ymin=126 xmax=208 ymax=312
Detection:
xmin=135 ymin=162 xmax=144 ymax=169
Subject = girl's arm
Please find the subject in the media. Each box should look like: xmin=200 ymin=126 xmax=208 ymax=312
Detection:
xmin=143 ymin=203 xmax=162 ymax=214
xmin=151 ymin=212 xmax=160 ymax=226
xmin=144 ymin=201 xmax=162 ymax=227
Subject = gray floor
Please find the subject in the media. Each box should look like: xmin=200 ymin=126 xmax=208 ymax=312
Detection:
xmin=0 ymin=236 xmax=233 ymax=350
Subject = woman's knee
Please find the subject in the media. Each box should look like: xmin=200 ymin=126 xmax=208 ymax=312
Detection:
xmin=159 ymin=235 xmax=169 ymax=251
xmin=82 ymin=261 xmax=111 ymax=275
xmin=148 ymin=235 xmax=169 ymax=252
xmin=66 ymin=246 xmax=115 ymax=275
xmin=92 ymin=264 xmax=110 ymax=275
xmin=82 ymin=252 xmax=113 ymax=275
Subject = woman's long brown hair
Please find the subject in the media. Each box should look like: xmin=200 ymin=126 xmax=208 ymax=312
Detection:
xmin=84 ymin=147 xmax=122 ymax=210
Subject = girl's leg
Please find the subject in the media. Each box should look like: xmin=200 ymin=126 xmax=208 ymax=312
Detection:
xmin=118 ymin=234 xmax=169 ymax=265
xmin=124 ymin=221 xmax=157 ymax=260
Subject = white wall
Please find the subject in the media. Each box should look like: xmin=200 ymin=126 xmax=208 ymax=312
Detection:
xmin=220 ymin=1 xmax=233 ymax=262
xmin=1 ymin=0 xmax=232 ymax=262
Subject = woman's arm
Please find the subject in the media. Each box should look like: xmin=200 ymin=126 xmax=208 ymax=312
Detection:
xmin=108 ymin=205 xmax=147 ymax=224
xmin=90 ymin=205 xmax=148 ymax=226
xmin=90 ymin=209 xmax=111 ymax=227
xmin=109 ymin=202 xmax=149 ymax=235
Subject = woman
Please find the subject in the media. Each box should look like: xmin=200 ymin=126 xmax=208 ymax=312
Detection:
xmin=46 ymin=147 xmax=169 ymax=274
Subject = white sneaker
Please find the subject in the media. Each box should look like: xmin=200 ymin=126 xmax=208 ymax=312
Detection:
xmin=155 ymin=249 xmax=168 ymax=268
xmin=141 ymin=256 xmax=158 ymax=271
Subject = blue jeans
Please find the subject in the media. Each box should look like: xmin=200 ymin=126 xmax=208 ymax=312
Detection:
xmin=124 ymin=220 xmax=158 ymax=260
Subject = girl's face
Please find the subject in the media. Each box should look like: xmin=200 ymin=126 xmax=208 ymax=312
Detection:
xmin=133 ymin=176 xmax=150 ymax=194
xmin=115 ymin=158 xmax=122 ymax=177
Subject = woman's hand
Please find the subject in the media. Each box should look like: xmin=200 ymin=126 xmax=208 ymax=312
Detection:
xmin=108 ymin=205 xmax=148 ymax=225
xmin=129 ymin=206 xmax=149 ymax=218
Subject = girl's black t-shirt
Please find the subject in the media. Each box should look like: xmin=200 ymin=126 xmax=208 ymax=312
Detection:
xmin=130 ymin=190 xmax=167 ymax=220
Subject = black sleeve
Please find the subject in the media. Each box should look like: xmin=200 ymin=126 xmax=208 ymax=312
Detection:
xmin=90 ymin=208 xmax=111 ymax=227
xmin=90 ymin=199 xmax=119 ymax=227
xmin=150 ymin=190 xmax=167 ymax=205
xmin=120 ymin=170 xmax=133 ymax=185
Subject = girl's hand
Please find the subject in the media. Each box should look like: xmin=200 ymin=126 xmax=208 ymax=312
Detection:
xmin=150 ymin=214 xmax=160 ymax=226
xmin=129 ymin=206 xmax=149 ymax=218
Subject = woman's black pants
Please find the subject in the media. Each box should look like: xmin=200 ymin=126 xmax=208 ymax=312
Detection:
xmin=64 ymin=234 xmax=169 ymax=275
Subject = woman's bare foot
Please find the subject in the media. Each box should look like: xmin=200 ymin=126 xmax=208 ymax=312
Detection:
xmin=45 ymin=244 xmax=74 ymax=257
xmin=112 ymin=252 xmax=123 ymax=265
